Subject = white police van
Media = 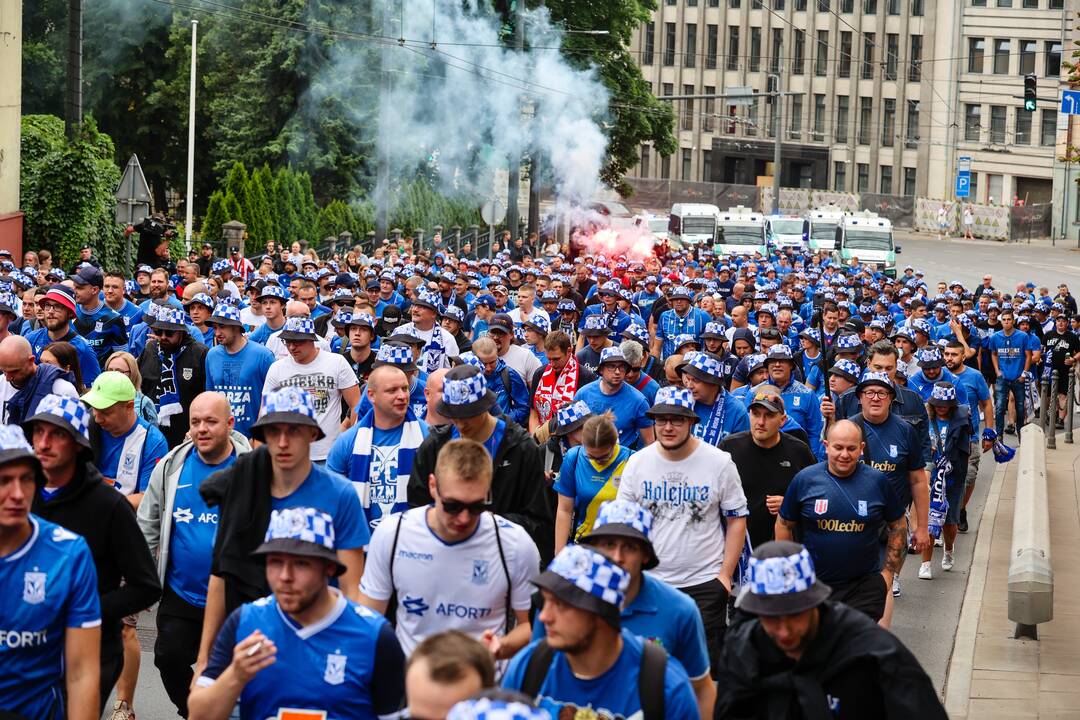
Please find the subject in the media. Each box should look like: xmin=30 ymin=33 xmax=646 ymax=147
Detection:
xmin=806 ymin=206 xmax=846 ymax=251
xmin=667 ymin=203 xmax=720 ymax=248
xmin=714 ymin=206 xmax=767 ymax=256
xmin=832 ymin=211 xmax=901 ymax=277
xmin=766 ymin=215 xmax=809 ymax=251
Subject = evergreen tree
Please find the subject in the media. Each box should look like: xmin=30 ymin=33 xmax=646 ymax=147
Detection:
xmin=201 ymin=190 xmax=228 ymax=242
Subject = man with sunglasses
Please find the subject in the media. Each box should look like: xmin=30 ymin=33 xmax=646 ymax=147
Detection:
xmin=137 ymin=306 xmax=208 ymax=448
xmin=360 ymin=438 xmax=540 ymax=658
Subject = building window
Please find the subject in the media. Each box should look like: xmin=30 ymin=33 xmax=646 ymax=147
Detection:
xmin=1022 ymin=0 xmax=1037 ymax=6
xmin=1042 ymin=109 xmax=1057 ymax=145
xmin=702 ymin=150 xmax=712 ymax=182
xmin=1047 ymin=42 xmax=1062 ymax=77
xmin=906 ymin=100 xmax=920 ymax=148
xmin=909 ymin=35 xmax=922 ymax=82
xmin=796 ymin=0 xmax=807 ymax=9
xmin=726 ymin=105 xmax=738 ymax=134
xmin=685 ymin=24 xmax=697 ymax=68
xmin=819 ymin=0 xmax=831 ymax=9
xmin=663 ymin=82 xmax=673 ymax=100
xmin=864 ymin=0 xmax=878 ymax=12
xmin=750 ymin=27 xmax=762 ymax=72
xmin=730 ymin=0 xmax=741 ymax=6
xmin=747 ymin=98 xmax=759 ymax=136
xmin=887 ymin=0 xmax=900 ymax=13
xmin=990 ymin=105 xmax=1006 ymax=144
xmin=643 ymin=23 xmax=655 ymax=65
xmin=857 ymin=163 xmax=869 ymax=192
xmin=971 ymin=0 xmax=986 ymax=5
xmin=862 ymin=33 xmax=875 ymax=79
xmin=839 ymin=32 xmax=852 ymax=78
xmin=816 ymin=31 xmax=829 ymax=76
xmin=663 ymin=23 xmax=676 ymax=66
xmin=970 ymin=173 xmax=979 ymax=201
xmin=993 ymin=39 xmax=1010 ymax=74
xmin=885 ymin=34 xmax=899 ymax=81
xmin=683 ymin=84 xmax=695 ymax=131
xmin=727 ymin=27 xmax=740 ymax=70
xmin=965 ymin=104 xmax=981 ymax=141
xmin=1050 ymin=0 xmax=1064 ymax=8
xmin=682 ymin=149 xmax=692 ymax=180
xmin=968 ymin=38 xmax=984 ymax=73
xmin=706 ymin=25 xmax=718 ymax=69
xmin=771 ymin=28 xmax=784 ymax=74
xmin=987 ymin=174 xmax=1003 ymax=204
xmin=882 ymin=98 xmax=895 ymax=146
xmin=688 ymin=0 xmax=698 ymax=6
xmin=903 ymin=167 xmax=916 ymax=195
xmin=793 ymin=30 xmax=806 ymax=75
xmin=997 ymin=0 xmax=1013 ymax=6
xmin=813 ymin=94 xmax=826 ymax=141
xmin=790 ymin=95 xmax=803 ymax=139
xmin=1019 ymin=40 xmax=1035 ymax=75
xmin=858 ymin=96 xmax=873 ymax=145
xmin=640 ymin=146 xmax=650 ymax=177
xmin=841 ymin=0 xmax=854 ymax=11
xmin=880 ymin=165 xmax=893 ymax=194
xmin=834 ymin=162 xmax=847 ymax=191
xmin=704 ymin=87 xmax=715 ymax=132
xmin=1016 ymin=109 xmax=1032 ymax=144
xmin=836 ymin=96 xmax=849 ymax=143
xmin=912 ymin=0 xmax=923 ymax=15
xmin=661 ymin=153 xmax=671 ymax=179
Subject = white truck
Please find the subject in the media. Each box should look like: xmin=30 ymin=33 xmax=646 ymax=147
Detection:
xmin=667 ymin=203 xmax=720 ymax=248
xmin=766 ymin=215 xmax=809 ymax=251
xmin=714 ymin=206 xmax=767 ymax=257
xmin=832 ymin=211 xmax=901 ymax=277
xmin=806 ymin=205 xmax=847 ymax=251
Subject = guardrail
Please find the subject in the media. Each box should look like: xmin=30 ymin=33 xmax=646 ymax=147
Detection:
xmin=1009 ymin=424 xmax=1054 ymax=639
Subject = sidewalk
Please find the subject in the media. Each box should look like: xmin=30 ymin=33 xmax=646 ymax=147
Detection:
xmin=944 ymin=436 xmax=1080 ymax=719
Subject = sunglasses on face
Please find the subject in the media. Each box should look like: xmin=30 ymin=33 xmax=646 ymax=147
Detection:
xmin=439 ymin=497 xmax=490 ymax=516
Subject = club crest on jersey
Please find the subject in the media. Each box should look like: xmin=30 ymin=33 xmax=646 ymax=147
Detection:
xmin=858 ymin=500 xmax=868 ymax=517
xmin=23 ymin=571 xmax=46 ymax=605
xmin=888 ymin=444 xmax=898 ymax=458
xmin=182 ymin=367 xmax=194 ymax=381
xmin=94 ymin=321 xmax=104 ymax=333
xmin=122 ymin=452 xmax=137 ymax=475
xmin=323 ymin=652 xmax=347 ymax=686
xmin=472 ymin=559 xmax=490 ymax=585
xmin=814 ymin=499 xmax=829 ymax=515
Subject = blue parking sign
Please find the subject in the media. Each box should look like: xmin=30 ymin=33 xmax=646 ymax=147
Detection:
xmin=955 ymin=174 xmax=970 ymax=198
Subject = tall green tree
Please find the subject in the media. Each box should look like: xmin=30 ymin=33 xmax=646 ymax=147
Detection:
xmin=201 ymin=190 xmax=228 ymax=241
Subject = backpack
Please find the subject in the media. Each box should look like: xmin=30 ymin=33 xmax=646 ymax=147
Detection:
xmin=518 ymin=638 xmax=667 ymax=720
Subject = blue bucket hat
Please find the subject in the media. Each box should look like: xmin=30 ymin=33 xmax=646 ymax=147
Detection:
xmin=250 ymin=387 xmax=325 ymax=441
xmin=532 ymin=545 xmax=630 ymax=628
xmin=735 ymin=540 xmax=831 ymax=616
xmin=581 ymin=499 xmax=659 ymax=569
xmin=251 ymin=507 xmax=346 ymax=576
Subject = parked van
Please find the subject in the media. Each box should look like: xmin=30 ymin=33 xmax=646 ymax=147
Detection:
xmin=714 ymin=206 xmax=767 ymax=256
xmin=668 ymin=203 xmax=720 ymax=248
xmin=766 ymin=215 xmax=809 ymax=251
xmin=833 ymin=211 xmax=901 ymax=277
xmin=806 ymin=205 xmax=846 ymax=251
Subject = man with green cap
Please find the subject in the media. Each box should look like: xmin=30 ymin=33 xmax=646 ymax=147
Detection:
xmin=83 ymin=370 xmax=169 ymax=507
xmin=715 ymin=540 xmax=946 ymax=719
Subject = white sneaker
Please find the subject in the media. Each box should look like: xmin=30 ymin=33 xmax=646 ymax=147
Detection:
xmin=109 ymin=701 xmax=135 ymax=720
xmin=918 ymin=562 xmax=933 ymax=580
xmin=892 ymin=576 xmax=901 ymax=597
xmin=934 ymin=536 xmax=943 ymax=547
xmin=942 ymin=551 xmax=955 ymax=571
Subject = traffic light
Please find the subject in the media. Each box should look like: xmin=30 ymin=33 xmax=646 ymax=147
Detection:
xmin=1024 ymin=74 xmax=1037 ymax=112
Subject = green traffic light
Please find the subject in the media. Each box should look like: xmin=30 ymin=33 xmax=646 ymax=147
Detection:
xmin=1024 ymin=99 xmax=1036 ymax=112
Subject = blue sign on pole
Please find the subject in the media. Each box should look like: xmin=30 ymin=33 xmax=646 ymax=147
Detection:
xmin=956 ymin=174 xmax=970 ymax=198
xmin=1061 ymin=90 xmax=1080 ymax=116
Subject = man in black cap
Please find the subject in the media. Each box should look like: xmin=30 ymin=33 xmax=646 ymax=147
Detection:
xmin=488 ymin=312 xmax=542 ymax=384
xmin=716 ymin=540 xmax=946 ymax=719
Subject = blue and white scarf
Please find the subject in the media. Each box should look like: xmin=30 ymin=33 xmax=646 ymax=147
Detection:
xmin=156 ymin=346 xmax=184 ymax=427
xmin=421 ymin=330 xmax=447 ymax=373
xmin=348 ymin=406 xmax=426 ymax=526
xmin=696 ymin=393 xmax=728 ymax=446
xmin=927 ymin=454 xmax=951 ymax=539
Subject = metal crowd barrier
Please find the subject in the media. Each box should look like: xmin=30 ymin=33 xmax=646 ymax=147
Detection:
xmin=1009 ymin=424 xmax=1054 ymax=639
xmin=1066 ymin=367 xmax=1076 ymax=445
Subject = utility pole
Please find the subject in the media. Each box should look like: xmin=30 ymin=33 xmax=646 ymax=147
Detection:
xmin=184 ymin=20 xmax=198 ymax=255
xmin=769 ymin=73 xmax=781 ymax=216
xmin=65 ymin=0 xmax=83 ymax=138
xmin=375 ymin=0 xmax=394 ymax=245
xmin=506 ymin=0 xmax=525 ymax=240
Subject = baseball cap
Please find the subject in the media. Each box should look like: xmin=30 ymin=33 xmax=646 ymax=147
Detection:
xmin=81 ymin=371 xmax=137 ymax=410
xmin=487 ymin=313 xmax=515 ymax=335
xmin=70 ymin=266 xmax=104 ymax=288
xmin=747 ymin=384 xmax=786 ymax=414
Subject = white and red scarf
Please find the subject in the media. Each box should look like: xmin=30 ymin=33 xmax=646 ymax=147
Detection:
xmin=533 ymin=355 xmax=579 ymax=423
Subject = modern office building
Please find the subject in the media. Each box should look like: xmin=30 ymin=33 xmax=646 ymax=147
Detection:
xmin=628 ymin=0 xmax=1072 ymax=206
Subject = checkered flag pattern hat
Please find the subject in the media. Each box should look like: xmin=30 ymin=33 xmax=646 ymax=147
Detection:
xmin=834 ymin=333 xmax=862 ymax=351
xmin=332 ymin=308 xmax=352 ymax=326
xmin=758 ymin=302 xmax=778 ymax=316
xmin=670 ymin=286 xmax=694 ymax=300
xmin=283 ymin=316 xmax=315 ymax=336
xmin=686 ymin=351 xmax=724 ymax=380
xmin=622 ymin=323 xmax=649 ymax=345
xmin=376 ymin=344 xmax=413 ymax=367
xmin=33 ymin=394 xmax=91 ymax=441
xmin=212 ymin=259 xmax=230 ymax=274
xmin=653 ymin=385 xmax=695 ymax=412
xmin=158 ymin=307 xmax=187 ymax=328
xmin=673 ymin=333 xmax=699 ymax=349
xmin=348 ymin=311 xmax=375 ymax=329
xmin=442 ymin=370 xmax=488 ymax=407
xmin=524 ymin=313 xmax=550 ymax=333
xmin=746 ymin=353 xmax=767 ymax=373
xmin=704 ymin=321 xmax=726 ymax=337
xmin=799 ymin=327 xmax=821 ymax=343
xmin=747 ymin=547 xmax=818 ymax=596
xmin=917 ymin=347 xmax=944 ymax=365
xmin=263 ymin=507 xmax=336 ymax=550
xmin=546 ymin=544 xmax=629 ymax=609
xmin=910 ymin=319 xmax=932 ymax=335
xmin=258 ymin=284 xmax=287 ymax=301
xmin=599 ymin=280 xmax=622 ymax=296
xmin=594 ymin=499 xmax=653 ymax=539
xmin=540 ymin=290 xmax=558 ymax=302
xmin=259 ymin=387 xmax=318 ymax=422
xmin=332 ymin=288 xmax=354 ymax=303
xmin=188 ymin=292 xmax=214 ymax=309
xmin=0 ymin=424 xmax=35 ymax=467
xmin=46 ymin=268 xmax=65 ymax=280
xmin=0 ymin=292 xmax=17 ymax=315
xmin=442 ymin=305 xmax=465 ymax=323
xmin=831 ymin=359 xmax=861 ymax=379
xmin=145 ymin=303 xmax=162 ymax=321
xmin=598 ymin=346 xmax=628 ymax=366
xmin=22 ymin=266 xmax=38 ymax=278
xmin=210 ymin=303 xmax=243 ymax=325
xmin=583 ymin=315 xmax=607 ymax=332
xmin=447 ymin=698 xmax=548 ymax=720
xmin=557 ymin=299 xmax=577 ymax=313
xmin=556 ymin=400 xmax=591 ymax=429
xmin=414 ymin=290 xmax=442 ymax=310
xmin=931 ymin=382 xmax=957 ymax=404
xmin=458 ymin=352 xmax=484 ymax=370
xmin=766 ymin=344 xmax=794 ymax=362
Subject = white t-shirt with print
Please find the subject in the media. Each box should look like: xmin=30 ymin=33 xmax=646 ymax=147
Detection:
xmin=262 ymin=350 xmax=359 ymax=460
xmin=360 ymin=507 xmax=540 ymax=656
xmin=617 ymin=440 xmax=747 ymax=588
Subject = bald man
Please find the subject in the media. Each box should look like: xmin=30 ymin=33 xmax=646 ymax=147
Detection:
xmin=0 ymin=334 xmax=79 ymax=423
xmin=265 ymin=299 xmax=332 ymax=359
xmin=136 ymin=391 xmax=253 ymax=717
xmin=327 ymin=365 xmax=430 ymax=533
xmin=424 ymin=368 xmax=450 ymax=427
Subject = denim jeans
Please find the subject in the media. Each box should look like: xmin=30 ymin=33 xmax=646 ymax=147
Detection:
xmin=994 ymin=377 xmax=1026 ymax=436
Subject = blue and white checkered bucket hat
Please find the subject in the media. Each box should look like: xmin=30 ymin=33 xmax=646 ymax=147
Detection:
xmin=647 ymin=385 xmax=699 ymax=421
xmin=278 ymin=316 xmax=317 ymax=341
xmin=257 ymin=284 xmax=287 ymax=302
xmin=373 ymin=342 xmax=417 ymax=372
xmin=581 ymin=499 xmax=659 ymax=570
xmin=152 ymin=306 xmax=190 ymax=333
xmin=522 ymin=313 xmax=550 ymax=334
xmin=212 ymin=259 xmax=231 ymax=274
xmin=581 ymin=314 xmax=609 ymax=336
xmin=250 ymin=387 xmax=325 ymax=442
xmin=735 ymin=540 xmax=831 ymax=616
xmin=681 ymin=350 xmax=725 ymax=386
xmin=252 ymin=507 xmax=346 ymax=576
xmin=347 ymin=311 xmax=376 ymax=331
xmin=447 ymin=697 xmax=547 ymax=720
xmin=331 ymin=308 xmax=353 ymax=328
xmin=929 ymin=381 xmax=958 ymax=408
xmin=185 ymin=292 xmax=215 ymax=310
xmin=533 ymin=544 xmax=630 ymax=628
xmin=207 ymin=303 xmax=244 ymax=327
xmin=437 ymin=365 xmax=497 ymax=419
xmin=834 ymin=333 xmax=862 ymax=352
xmin=23 ymin=394 xmax=92 ymax=451
xmin=0 ymin=424 xmax=40 ymax=472
xmin=553 ymin=400 xmax=592 ymax=437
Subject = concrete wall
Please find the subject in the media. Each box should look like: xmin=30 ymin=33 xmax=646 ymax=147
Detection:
xmin=0 ymin=0 xmax=22 ymax=256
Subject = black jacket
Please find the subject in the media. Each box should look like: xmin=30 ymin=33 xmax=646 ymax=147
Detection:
xmin=407 ymin=420 xmax=553 ymax=561
xmin=715 ymin=602 xmax=947 ymax=720
xmin=31 ymin=461 xmax=161 ymax=649
xmin=200 ymin=446 xmax=275 ymax=615
xmin=138 ymin=337 xmax=209 ymax=448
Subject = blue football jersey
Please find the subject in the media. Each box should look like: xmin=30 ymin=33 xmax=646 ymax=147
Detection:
xmin=0 ymin=515 xmax=101 ymax=718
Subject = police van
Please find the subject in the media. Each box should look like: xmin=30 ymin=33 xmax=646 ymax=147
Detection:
xmin=714 ymin=206 xmax=767 ymax=257
xmin=806 ymin=206 xmax=846 ymax=251
xmin=667 ymin=203 xmax=720 ymax=248
xmin=766 ymin=215 xmax=809 ymax=251
xmin=832 ymin=211 xmax=901 ymax=277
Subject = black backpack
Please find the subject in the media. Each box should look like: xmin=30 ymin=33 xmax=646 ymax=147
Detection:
xmin=518 ymin=638 xmax=667 ymax=719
